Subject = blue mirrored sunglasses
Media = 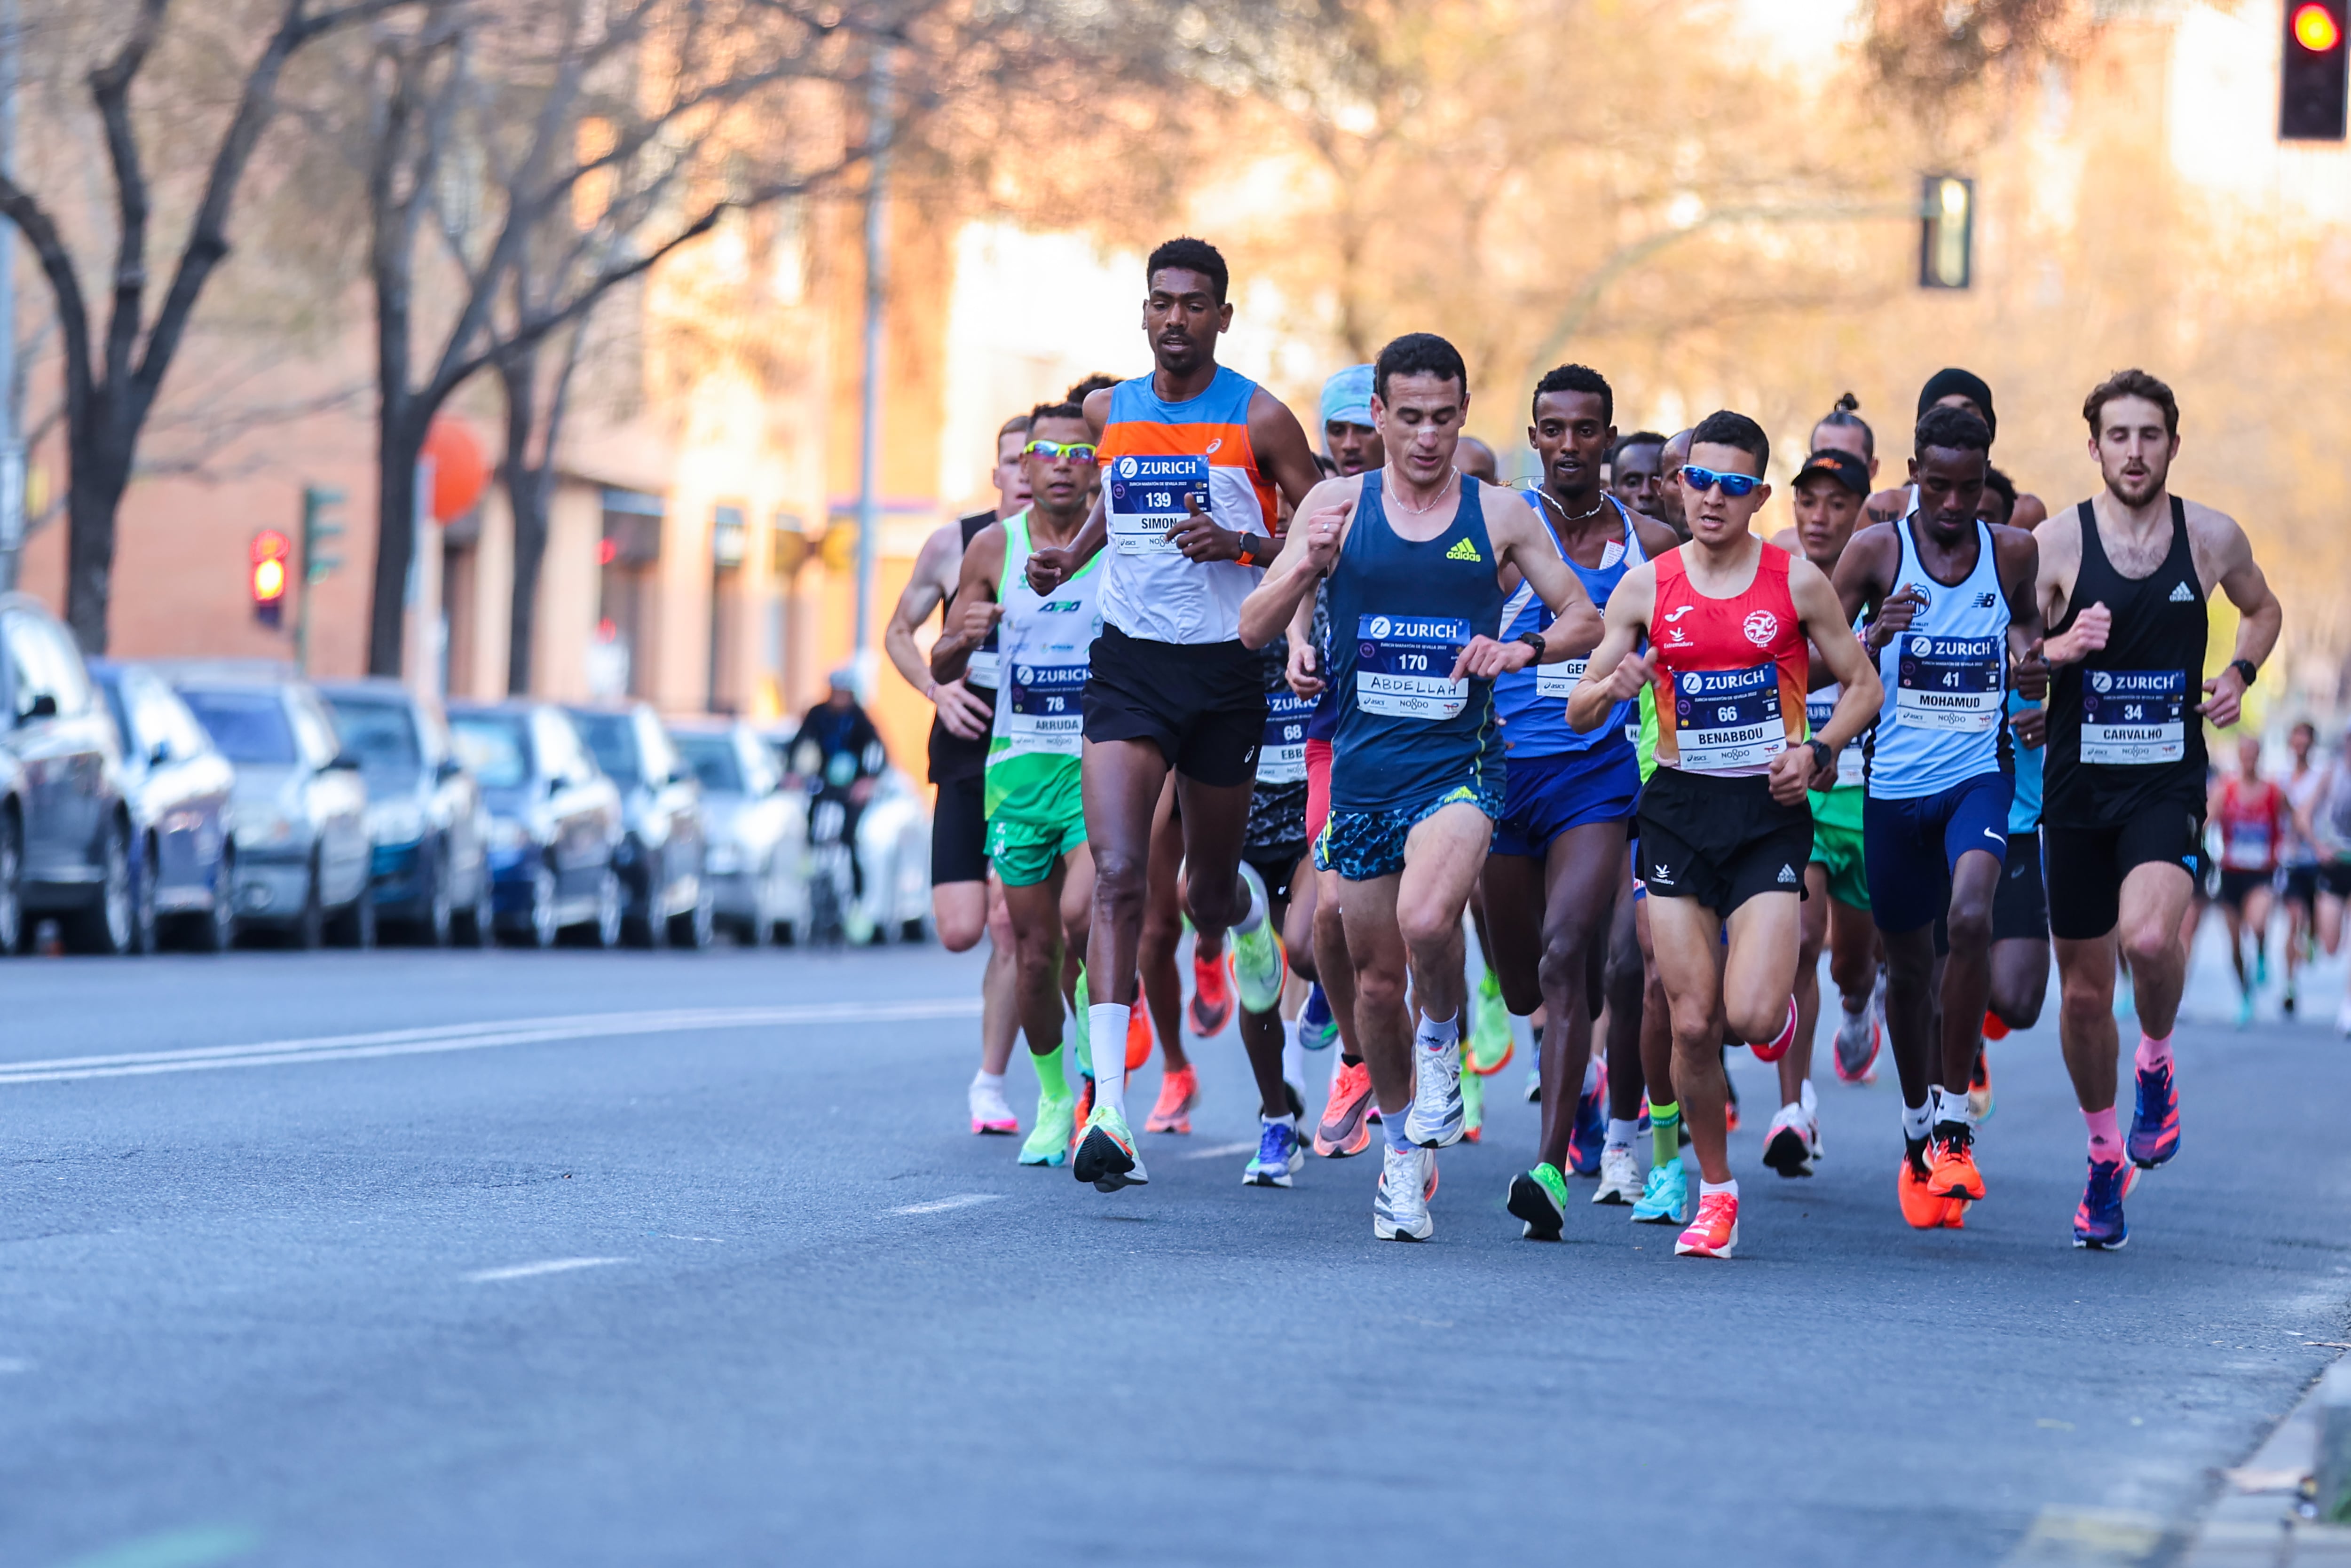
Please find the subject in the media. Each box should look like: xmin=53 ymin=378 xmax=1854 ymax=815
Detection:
xmin=1023 ymin=439 xmax=1098 ymax=463
xmin=1679 ymin=464 xmax=1764 ymax=497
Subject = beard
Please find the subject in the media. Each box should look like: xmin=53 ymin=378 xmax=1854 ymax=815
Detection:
xmin=2107 ymin=464 xmax=2166 ymax=507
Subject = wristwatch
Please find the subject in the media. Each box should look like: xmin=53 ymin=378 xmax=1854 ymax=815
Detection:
xmin=1807 ymin=738 xmax=1834 ymax=777
xmin=1515 ymin=630 xmax=1546 ymax=663
xmin=2229 ymin=657 xmax=2259 ymax=688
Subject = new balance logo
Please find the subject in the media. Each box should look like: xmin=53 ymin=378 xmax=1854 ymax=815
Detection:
xmin=2168 ymin=581 xmax=2195 ymax=603
xmin=1445 ymin=538 xmax=1483 ymax=563
xmin=1973 ymin=592 xmax=1997 ymax=608
xmin=1777 ymin=864 xmax=1797 ymax=884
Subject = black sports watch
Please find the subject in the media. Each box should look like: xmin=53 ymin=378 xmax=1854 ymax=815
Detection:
xmin=2229 ymin=657 xmax=2259 ymax=689
xmin=1515 ymin=630 xmax=1546 ymax=663
xmin=1807 ymin=738 xmax=1834 ymax=778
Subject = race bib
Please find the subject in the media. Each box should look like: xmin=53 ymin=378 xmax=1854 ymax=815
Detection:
xmin=1005 ymin=660 xmax=1086 ymax=756
xmin=1355 ymin=614 xmax=1469 ymax=720
xmin=1672 ymin=663 xmax=1785 ymax=773
xmin=1258 ymin=691 xmax=1314 ymax=784
xmin=1106 ymin=454 xmax=1209 ymax=556
xmin=1806 ymin=687 xmax=1864 ymax=787
xmin=2081 ymin=669 xmax=2185 ymax=765
xmin=1895 ymin=633 xmax=2003 ymax=732
xmin=2223 ymin=821 xmax=2272 ymax=870
xmin=1535 ymin=657 xmax=1588 ymax=701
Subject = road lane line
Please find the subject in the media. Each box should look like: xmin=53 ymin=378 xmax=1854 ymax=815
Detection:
xmin=466 ymin=1257 xmax=630 ymax=1283
xmin=890 ymin=1194 xmax=1003 ymax=1216
xmin=0 ymin=999 xmax=983 ymax=1087
xmin=1178 ymin=1141 xmax=1258 ymax=1160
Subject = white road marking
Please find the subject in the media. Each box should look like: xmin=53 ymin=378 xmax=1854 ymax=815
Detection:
xmin=466 ymin=1257 xmax=630 ymax=1283
xmin=0 ymin=999 xmax=983 ymax=1087
xmin=890 ymin=1193 xmax=1003 ymax=1216
xmin=1178 ymin=1141 xmax=1258 ymax=1160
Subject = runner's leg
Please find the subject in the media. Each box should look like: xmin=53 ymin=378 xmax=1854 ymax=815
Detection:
xmin=1533 ymin=821 xmax=1631 ymax=1174
xmin=1080 ymin=737 xmax=1172 ymax=1127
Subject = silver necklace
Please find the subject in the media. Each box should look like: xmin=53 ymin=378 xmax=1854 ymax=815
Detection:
xmin=1390 ymin=467 xmax=1459 ymax=516
xmin=1533 ymin=485 xmax=1605 ymax=524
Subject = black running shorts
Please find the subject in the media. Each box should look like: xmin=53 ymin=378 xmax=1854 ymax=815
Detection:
xmin=1990 ymin=829 xmax=2048 ymax=944
xmin=2043 ymin=803 xmax=2203 ymax=941
xmin=2216 ymin=867 xmax=2272 ymax=911
xmin=1081 ymin=624 xmax=1267 ymax=789
xmin=930 ymin=771 xmax=988 ymax=887
xmin=1635 ymin=766 xmax=1813 ymax=916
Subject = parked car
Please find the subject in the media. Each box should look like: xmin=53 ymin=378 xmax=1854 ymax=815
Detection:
xmin=1 ymin=592 xmax=135 ymax=953
xmin=565 ymin=702 xmax=712 ymax=949
xmin=319 ymin=678 xmax=493 ymax=946
xmin=161 ymin=662 xmax=372 ymax=948
xmin=669 ymin=717 xmax=806 ymax=945
xmin=90 ymin=660 xmax=237 ymax=953
xmin=446 ymin=700 xmax=623 ymax=948
xmin=763 ymin=722 xmax=932 ymax=946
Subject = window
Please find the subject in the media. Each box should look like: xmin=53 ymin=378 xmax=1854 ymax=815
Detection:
xmin=4 ymin=612 xmax=88 ymax=721
xmin=571 ymin=710 xmax=639 ymax=784
xmin=326 ymin=697 xmax=423 ymax=788
xmin=180 ymin=688 xmax=297 ymax=764
xmin=451 ymin=713 xmax=530 ymax=789
xmin=289 ymin=693 xmax=341 ymax=768
xmin=674 ymin=733 xmax=744 ymax=793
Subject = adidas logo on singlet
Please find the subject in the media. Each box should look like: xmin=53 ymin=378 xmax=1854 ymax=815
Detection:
xmin=2169 ymin=581 xmax=2195 ymax=603
xmin=1445 ymin=538 xmax=1483 ymax=563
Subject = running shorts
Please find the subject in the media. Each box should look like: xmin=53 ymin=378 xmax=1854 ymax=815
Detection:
xmin=2043 ymin=803 xmax=2204 ymax=942
xmin=1807 ymin=784 xmax=1869 ymax=910
xmin=1304 ymin=738 xmax=1333 ymax=845
xmin=1081 ymin=624 xmax=1265 ymax=788
xmin=1489 ymin=745 xmax=1639 ymax=860
xmin=2282 ymin=864 xmax=2320 ymax=908
xmin=1316 ymin=779 xmax=1505 ymax=883
xmin=2324 ymin=861 xmax=2351 ymax=900
xmin=931 ymin=772 xmax=988 ymax=887
xmin=1635 ymin=767 xmax=1813 ymax=916
xmin=985 ymin=804 xmax=1087 ymax=889
xmin=2216 ymin=867 xmax=2272 ymax=911
xmin=1991 ymin=829 xmax=2047 ymax=944
xmin=1862 ymin=772 xmax=2013 ymax=935
xmin=1245 ymin=850 xmax=1306 ymax=910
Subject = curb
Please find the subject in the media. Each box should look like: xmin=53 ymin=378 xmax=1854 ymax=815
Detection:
xmin=2184 ymin=1354 xmax=2351 ymax=1566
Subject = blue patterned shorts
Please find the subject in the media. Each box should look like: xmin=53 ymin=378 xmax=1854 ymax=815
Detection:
xmin=1313 ymin=781 xmax=1506 ymax=882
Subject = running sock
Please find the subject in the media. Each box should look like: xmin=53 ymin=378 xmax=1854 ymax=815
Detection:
xmin=1649 ymin=1101 xmax=1680 ymax=1166
xmin=1416 ymin=1010 xmax=1460 ymax=1052
xmin=1382 ymin=1105 xmax=1415 ymax=1153
xmin=2135 ymin=1031 xmax=2174 ymax=1073
xmin=1605 ymin=1117 xmax=1639 ymax=1152
xmin=1031 ymin=1044 xmax=1068 ymax=1100
xmin=1901 ymin=1099 xmax=1933 ymax=1143
xmin=1699 ymin=1177 xmax=1738 ymax=1201
xmin=1580 ymin=1056 xmax=1602 ymax=1095
xmin=971 ymin=1067 xmax=1005 ymax=1095
xmin=1088 ymin=1004 xmax=1129 ymax=1120
xmin=2085 ymin=1106 xmax=2123 ymax=1163
xmin=1930 ymin=1085 xmax=1972 ymax=1133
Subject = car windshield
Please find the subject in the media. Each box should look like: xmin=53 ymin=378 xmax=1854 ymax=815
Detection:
xmin=180 ymin=688 xmax=296 ymax=765
xmin=450 ymin=714 xmax=530 ymax=789
xmin=99 ymin=679 xmax=133 ymax=756
xmin=571 ymin=712 xmax=640 ymax=785
xmin=326 ymin=697 xmax=422 ymax=786
xmin=674 ymin=734 xmax=743 ymax=793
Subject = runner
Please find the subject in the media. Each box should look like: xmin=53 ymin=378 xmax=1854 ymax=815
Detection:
xmin=1809 ymin=394 xmax=1881 ymax=500
xmin=2036 ymin=368 xmax=2281 ymax=1249
xmin=932 ymin=405 xmax=1105 ymax=1165
xmin=884 ymin=414 xmax=1026 ymax=1134
xmin=1833 ymin=405 xmax=2041 ymax=1229
xmin=1978 ymin=467 xmax=2052 ymax=1124
xmin=1866 ymin=370 xmax=2050 ymax=531
xmin=1654 ymin=428 xmax=1693 ymax=541
xmin=1025 ymin=237 xmax=1324 ymax=1193
xmin=1608 ymin=431 xmax=1669 ymax=523
xmin=1763 ymin=445 xmax=1879 ymax=1178
xmin=2210 ymin=733 xmax=2282 ymax=1027
xmin=2300 ymin=731 xmax=2351 ymax=1035
xmin=1570 ymin=409 xmax=1882 ymax=1259
xmin=1236 ymin=638 xmax=1317 ymax=1182
xmin=1239 ymin=331 xmax=1605 ymax=1242
xmin=1482 ymin=363 xmax=1680 ymax=1241
xmin=2280 ymin=720 xmax=2325 ymax=1018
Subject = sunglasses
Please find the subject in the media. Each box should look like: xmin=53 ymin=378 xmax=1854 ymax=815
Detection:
xmin=1680 ymin=465 xmax=1765 ymax=498
xmin=1023 ymin=440 xmax=1098 ymax=463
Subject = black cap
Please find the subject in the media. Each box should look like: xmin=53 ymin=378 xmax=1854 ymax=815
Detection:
xmin=1793 ymin=448 xmax=1871 ymax=497
xmin=1917 ymin=367 xmax=1996 ymax=440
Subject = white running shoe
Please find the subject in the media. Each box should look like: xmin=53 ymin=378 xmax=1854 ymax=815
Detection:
xmin=2338 ymin=993 xmax=2351 ymax=1037
xmin=1594 ymin=1144 xmax=1642 ymax=1205
xmin=1374 ymin=1144 xmax=1436 ymax=1240
xmin=1761 ymin=1100 xmax=1815 ymax=1176
xmin=970 ymin=1075 xmax=1018 ymax=1136
xmin=1405 ymin=1036 xmax=1466 ymax=1148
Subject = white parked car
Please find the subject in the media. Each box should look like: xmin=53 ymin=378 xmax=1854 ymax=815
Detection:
xmin=668 ymin=717 xmax=808 ymax=945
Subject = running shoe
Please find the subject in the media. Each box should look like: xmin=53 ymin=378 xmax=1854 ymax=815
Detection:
xmin=970 ymin=1076 xmax=1019 ymax=1136
xmin=1630 ymin=1159 xmax=1688 ymax=1224
xmin=1928 ymin=1124 xmax=1986 ymax=1202
xmin=1243 ymin=1119 xmax=1304 ymax=1188
xmin=2126 ymin=1056 xmax=2180 ymax=1169
xmin=1404 ymin=1035 xmax=1466 ymax=1149
xmin=2338 ymin=993 xmax=2351 ymax=1037
xmin=1073 ymin=1104 xmax=1148 ymax=1191
xmin=2257 ymin=947 xmax=2271 ymax=988
xmin=1231 ymin=867 xmax=1287 ymax=1015
xmin=2235 ymin=988 xmax=2255 ymax=1029
xmin=1673 ymin=1190 xmax=1738 ymax=1258
xmin=1145 ymin=1064 xmax=1199 ymax=1134
xmin=1018 ymin=1093 xmax=1075 ymax=1167
xmin=2072 ymin=1157 xmax=2138 ymax=1250
xmin=1831 ymin=1000 xmax=1879 ymax=1084
xmin=1724 ymin=1081 xmax=1741 ymax=1135
xmin=1188 ymin=948 xmax=1234 ymax=1037
xmin=1567 ymin=1061 xmax=1607 ymax=1175
xmin=1072 ymin=1072 xmax=1094 ymax=1151
xmin=1071 ymin=969 xmax=1091 ymax=1069
xmin=1898 ymin=1139 xmax=1945 ymax=1229
xmin=1468 ymin=969 xmax=1514 ymax=1076
xmin=1373 ymin=1145 xmax=1436 ymax=1241
xmin=1315 ymin=1060 xmax=1375 ymax=1158
xmin=1507 ymin=1162 xmax=1570 ymax=1241
xmin=1460 ymin=1060 xmax=1484 ymax=1144
xmin=1301 ymin=983 xmax=1338 ymax=1051
xmin=1761 ymin=1101 xmax=1815 ymax=1178
xmin=1968 ymin=1049 xmax=1996 ymax=1123
xmin=1523 ymin=1067 xmax=1542 ymax=1103
xmin=2283 ymin=985 xmax=2298 ymax=1018
xmin=1594 ymin=1144 xmax=1642 ymax=1205
xmin=1126 ymin=1005 xmax=1152 ymax=1072
xmin=1751 ymin=997 xmax=1798 ymax=1064
xmin=1980 ymin=1008 xmax=2010 ymax=1042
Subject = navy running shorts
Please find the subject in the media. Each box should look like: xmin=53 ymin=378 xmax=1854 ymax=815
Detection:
xmin=1863 ymin=772 xmax=2014 ymax=935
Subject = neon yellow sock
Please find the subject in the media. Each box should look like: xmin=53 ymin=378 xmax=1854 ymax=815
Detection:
xmin=1032 ymin=1041 xmax=1068 ymax=1101
xmin=1650 ymin=1101 xmax=1681 ymax=1168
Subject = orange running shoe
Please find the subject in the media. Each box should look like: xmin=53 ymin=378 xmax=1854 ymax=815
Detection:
xmin=1898 ymin=1143 xmax=1946 ymax=1229
xmin=1071 ymin=1073 xmax=1095 ymax=1157
xmin=1316 ymin=1059 xmax=1375 ymax=1158
xmin=1145 ymin=1064 xmax=1198 ymax=1134
xmin=1188 ymin=950 xmax=1234 ymax=1037
xmin=1673 ymin=1190 xmax=1739 ymax=1258
xmin=1941 ymin=1198 xmax=1970 ymax=1229
xmin=1928 ymin=1125 xmax=1986 ymax=1201
xmin=1125 ymin=1007 xmax=1153 ymax=1072
xmin=1980 ymin=1009 xmax=2011 ymax=1042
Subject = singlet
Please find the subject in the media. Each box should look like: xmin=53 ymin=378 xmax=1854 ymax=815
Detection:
xmin=2319 ymin=765 xmax=2351 ymax=861
xmin=926 ymin=509 xmax=1002 ymax=786
xmin=2007 ymin=690 xmax=2043 ymax=832
xmin=1326 ymin=471 xmax=1507 ymax=813
xmin=1647 ymin=541 xmax=1809 ymax=778
xmin=1867 ymin=513 xmax=2012 ymax=799
xmin=985 ymin=512 xmax=1103 ymax=819
xmin=1806 ymin=605 xmax=1870 ymax=798
xmin=2046 ymin=496 xmax=2209 ymax=827
xmin=2215 ymin=778 xmax=2283 ymax=873
xmin=1095 ymin=366 xmax=1280 ymax=646
xmin=2284 ymin=764 xmax=2324 ymax=867
xmin=1493 ymin=491 xmax=1645 ymax=758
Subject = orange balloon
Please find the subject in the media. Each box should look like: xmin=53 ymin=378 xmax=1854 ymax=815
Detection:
xmin=423 ymin=418 xmax=489 ymax=522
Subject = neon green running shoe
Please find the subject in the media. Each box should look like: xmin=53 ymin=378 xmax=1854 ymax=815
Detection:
xmin=1070 ymin=967 xmax=1092 ymax=1074
xmin=1506 ymin=1162 xmax=1570 ymax=1240
xmin=1467 ymin=966 xmax=1514 ymax=1076
xmin=1231 ymin=862 xmax=1286 ymax=1015
xmin=1073 ymin=1103 xmax=1149 ymax=1191
xmin=1019 ymin=1093 xmax=1075 ymax=1167
xmin=1461 ymin=1057 xmax=1485 ymax=1141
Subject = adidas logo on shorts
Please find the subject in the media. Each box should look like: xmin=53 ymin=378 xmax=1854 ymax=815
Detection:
xmin=2169 ymin=581 xmax=2195 ymax=603
xmin=1444 ymin=538 xmax=1483 ymax=563
xmin=1777 ymin=864 xmax=1797 ymax=884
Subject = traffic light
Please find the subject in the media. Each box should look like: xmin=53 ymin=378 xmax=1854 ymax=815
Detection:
xmin=294 ymin=485 xmax=345 ymax=671
xmin=1918 ymin=175 xmax=1973 ymax=290
xmin=250 ymin=529 xmax=291 ymax=628
xmin=2282 ymin=1 xmax=2348 ymax=140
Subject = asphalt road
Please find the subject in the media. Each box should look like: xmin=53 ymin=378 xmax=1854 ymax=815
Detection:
xmin=4 ymin=925 xmax=2348 ymax=1568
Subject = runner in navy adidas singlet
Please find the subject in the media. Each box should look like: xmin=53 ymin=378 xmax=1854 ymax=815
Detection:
xmin=2035 ymin=369 xmax=2280 ymax=1249
xmin=1570 ymin=410 xmax=1882 ymax=1260
xmin=1240 ymin=332 xmax=1603 ymax=1244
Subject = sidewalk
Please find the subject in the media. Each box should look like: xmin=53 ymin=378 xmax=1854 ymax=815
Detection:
xmin=2185 ymin=1357 xmax=2351 ymax=1567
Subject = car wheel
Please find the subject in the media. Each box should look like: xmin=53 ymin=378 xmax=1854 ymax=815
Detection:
xmin=670 ymin=878 xmax=715 ymax=950
xmin=130 ymin=835 xmax=160 ymax=954
xmin=0 ymin=811 xmax=21 ymax=957
xmin=592 ymin=865 xmax=623 ymax=948
xmin=186 ymin=845 xmax=237 ymax=953
xmin=518 ymin=861 xmax=558 ymax=949
xmin=624 ymin=853 xmax=666 ymax=949
xmin=63 ymin=819 xmax=134 ymax=955
xmin=453 ymin=869 xmax=493 ymax=948
xmin=289 ymin=858 xmax=326 ymax=950
xmin=326 ymin=879 xmax=376 ymax=948
xmin=419 ymin=850 xmax=453 ymax=948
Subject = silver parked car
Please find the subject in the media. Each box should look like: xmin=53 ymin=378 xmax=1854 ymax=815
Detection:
xmin=565 ymin=702 xmax=712 ymax=949
xmin=669 ymin=717 xmax=806 ymax=945
xmin=163 ymin=662 xmax=372 ymax=948
xmin=90 ymin=660 xmax=237 ymax=953
xmin=318 ymin=678 xmax=494 ymax=947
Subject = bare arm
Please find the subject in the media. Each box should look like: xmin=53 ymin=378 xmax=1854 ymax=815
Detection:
xmin=1240 ymin=476 xmax=1354 ymax=650
xmin=1286 ymin=587 xmax=1325 ymax=698
xmin=930 ymin=526 xmax=1005 ymax=686
xmin=884 ymin=525 xmax=962 ymax=698
xmin=1996 ymin=526 xmax=2045 ymax=699
xmin=1565 ymin=563 xmax=1657 ymax=733
xmin=1793 ymin=556 xmax=1881 ymax=758
xmin=1482 ymin=489 xmax=1603 ymax=671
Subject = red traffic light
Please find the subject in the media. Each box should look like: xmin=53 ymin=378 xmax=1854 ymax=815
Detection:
xmin=250 ymin=529 xmax=291 ymax=607
xmin=2296 ymin=2 xmax=2343 ymax=51
xmin=251 ymin=528 xmax=291 ymax=566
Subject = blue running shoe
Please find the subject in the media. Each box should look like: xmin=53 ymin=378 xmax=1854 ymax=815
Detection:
xmin=1630 ymin=1159 xmax=1688 ymax=1225
xmin=1243 ymin=1119 xmax=1304 ymax=1188
xmin=1567 ymin=1060 xmax=1608 ymax=1176
xmin=1301 ymin=983 xmax=1337 ymax=1050
xmin=2126 ymin=1058 xmax=2180 ymax=1169
xmin=2073 ymin=1157 xmax=2138 ymax=1249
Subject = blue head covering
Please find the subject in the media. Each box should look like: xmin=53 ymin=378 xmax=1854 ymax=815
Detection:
xmin=1318 ymin=364 xmax=1374 ymax=438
